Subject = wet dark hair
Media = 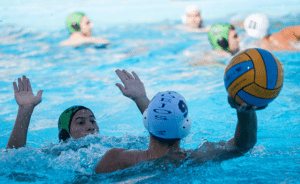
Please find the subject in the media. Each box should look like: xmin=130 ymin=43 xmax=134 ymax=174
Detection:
xmin=218 ymin=25 xmax=236 ymax=50
xmin=150 ymin=134 xmax=180 ymax=147
xmin=229 ymin=25 xmax=235 ymax=30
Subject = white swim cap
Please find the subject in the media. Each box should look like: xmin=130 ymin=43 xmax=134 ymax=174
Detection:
xmin=182 ymin=5 xmax=200 ymax=24
xmin=185 ymin=5 xmax=199 ymax=13
xmin=244 ymin=13 xmax=270 ymax=39
xmin=143 ymin=91 xmax=191 ymax=140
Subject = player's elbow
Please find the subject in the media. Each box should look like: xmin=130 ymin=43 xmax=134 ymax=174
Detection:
xmin=236 ymin=140 xmax=256 ymax=153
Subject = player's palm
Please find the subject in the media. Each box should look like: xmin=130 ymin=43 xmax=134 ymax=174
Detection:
xmin=115 ymin=69 xmax=146 ymax=100
xmin=121 ymin=79 xmax=146 ymax=99
xmin=15 ymin=90 xmax=41 ymax=106
xmin=13 ymin=75 xmax=43 ymax=107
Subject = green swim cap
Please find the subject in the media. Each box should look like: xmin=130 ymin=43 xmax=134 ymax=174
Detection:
xmin=58 ymin=105 xmax=91 ymax=141
xmin=65 ymin=12 xmax=85 ymax=33
xmin=208 ymin=24 xmax=231 ymax=50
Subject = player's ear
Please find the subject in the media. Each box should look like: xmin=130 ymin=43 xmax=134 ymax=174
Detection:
xmin=217 ymin=37 xmax=228 ymax=49
xmin=71 ymin=22 xmax=80 ymax=31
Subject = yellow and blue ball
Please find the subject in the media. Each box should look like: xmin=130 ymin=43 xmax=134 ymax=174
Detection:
xmin=224 ymin=48 xmax=284 ymax=107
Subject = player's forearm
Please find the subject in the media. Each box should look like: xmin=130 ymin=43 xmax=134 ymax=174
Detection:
xmin=133 ymin=96 xmax=150 ymax=114
xmin=6 ymin=105 xmax=34 ymax=149
xmin=233 ymin=110 xmax=257 ymax=151
xmin=90 ymin=37 xmax=109 ymax=44
xmin=98 ymin=38 xmax=109 ymax=44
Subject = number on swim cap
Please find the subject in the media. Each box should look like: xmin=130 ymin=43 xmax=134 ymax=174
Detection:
xmin=248 ymin=20 xmax=257 ymax=29
xmin=244 ymin=13 xmax=270 ymax=39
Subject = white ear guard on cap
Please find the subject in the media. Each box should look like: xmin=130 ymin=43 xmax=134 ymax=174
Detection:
xmin=185 ymin=5 xmax=199 ymax=13
xmin=143 ymin=91 xmax=192 ymax=140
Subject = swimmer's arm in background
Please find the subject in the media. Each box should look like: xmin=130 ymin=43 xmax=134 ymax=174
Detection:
xmin=115 ymin=69 xmax=150 ymax=114
xmin=88 ymin=37 xmax=110 ymax=45
xmin=60 ymin=35 xmax=109 ymax=47
xmin=280 ymin=25 xmax=300 ymax=39
xmin=175 ymin=25 xmax=211 ymax=33
xmin=264 ymin=25 xmax=300 ymax=50
xmin=197 ymin=25 xmax=211 ymax=33
xmin=289 ymin=25 xmax=300 ymax=42
xmin=59 ymin=38 xmax=84 ymax=47
xmin=6 ymin=76 xmax=43 ymax=149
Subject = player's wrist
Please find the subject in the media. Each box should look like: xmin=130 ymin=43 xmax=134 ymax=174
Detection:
xmin=132 ymin=95 xmax=148 ymax=102
xmin=236 ymin=109 xmax=256 ymax=116
xmin=19 ymin=104 xmax=35 ymax=109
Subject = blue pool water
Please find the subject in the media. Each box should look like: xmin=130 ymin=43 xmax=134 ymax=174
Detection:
xmin=0 ymin=1 xmax=300 ymax=183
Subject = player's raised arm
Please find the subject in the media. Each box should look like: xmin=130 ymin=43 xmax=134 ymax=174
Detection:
xmin=115 ymin=69 xmax=150 ymax=114
xmin=188 ymin=95 xmax=267 ymax=164
xmin=227 ymin=95 xmax=264 ymax=151
xmin=7 ymin=75 xmax=43 ymax=149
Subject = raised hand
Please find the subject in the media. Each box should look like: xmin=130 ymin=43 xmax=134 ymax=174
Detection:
xmin=115 ymin=69 xmax=146 ymax=100
xmin=7 ymin=75 xmax=43 ymax=149
xmin=227 ymin=94 xmax=267 ymax=112
xmin=13 ymin=75 xmax=43 ymax=107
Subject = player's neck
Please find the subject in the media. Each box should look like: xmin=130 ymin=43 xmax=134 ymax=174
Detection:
xmin=146 ymin=136 xmax=180 ymax=159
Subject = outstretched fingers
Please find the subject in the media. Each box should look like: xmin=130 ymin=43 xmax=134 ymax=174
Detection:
xmin=122 ymin=70 xmax=134 ymax=80
xmin=13 ymin=82 xmax=18 ymax=93
xmin=132 ymin=71 xmax=141 ymax=82
xmin=27 ymin=77 xmax=33 ymax=92
xmin=228 ymin=95 xmax=255 ymax=112
xmin=115 ymin=69 xmax=128 ymax=85
xmin=227 ymin=95 xmax=236 ymax=109
xmin=237 ymin=103 xmax=248 ymax=112
xmin=23 ymin=75 xmax=28 ymax=91
xmin=18 ymin=78 xmax=23 ymax=92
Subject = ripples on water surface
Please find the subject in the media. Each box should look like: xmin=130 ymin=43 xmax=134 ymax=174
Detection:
xmin=0 ymin=14 xmax=299 ymax=183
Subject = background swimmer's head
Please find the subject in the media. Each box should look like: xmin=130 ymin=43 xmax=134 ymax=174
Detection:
xmin=143 ymin=91 xmax=191 ymax=144
xmin=66 ymin=12 xmax=85 ymax=33
xmin=208 ymin=24 xmax=240 ymax=54
xmin=244 ymin=13 xmax=270 ymax=39
xmin=58 ymin=106 xmax=99 ymax=141
xmin=65 ymin=12 xmax=93 ymax=36
xmin=182 ymin=5 xmax=203 ymax=28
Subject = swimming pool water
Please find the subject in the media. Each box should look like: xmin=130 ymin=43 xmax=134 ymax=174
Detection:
xmin=0 ymin=10 xmax=300 ymax=184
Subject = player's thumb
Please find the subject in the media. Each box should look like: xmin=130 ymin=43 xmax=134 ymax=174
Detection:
xmin=115 ymin=83 xmax=126 ymax=93
xmin=37 ymin=90 xmax=43 ymax=99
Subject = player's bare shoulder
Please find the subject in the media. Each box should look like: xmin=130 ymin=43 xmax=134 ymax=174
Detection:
xmin=60 ymin=33 xmax=85 ymax=47
xmin=120 ymin=149 xmax=148 ymax=165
